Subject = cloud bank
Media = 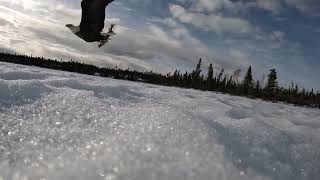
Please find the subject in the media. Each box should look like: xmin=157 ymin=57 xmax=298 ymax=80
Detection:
xmin=0 ymin=0 xmax=319 ymax=90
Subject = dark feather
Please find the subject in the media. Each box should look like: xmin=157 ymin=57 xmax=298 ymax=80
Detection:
xmin=80 ymin=0 xmax=114 ymax=35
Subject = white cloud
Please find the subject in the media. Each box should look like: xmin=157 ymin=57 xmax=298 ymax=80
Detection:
xmin=245 ymin=0 xmax=283 ymax=14
xmin=185 ymin=0 xmax=320 ymax=16
xmin=0 ymin=0 xmax=319 ymax=90
xmin=240 ymin=0 xmax=320 ymax=16
xmin=191 ymin=0 xmax=234 ymax=12
xmin=169 ymin=4 xmax=253 ymax=34
xmin=0 ymin=0 xmax=214 ymax=73
xmin=284 ymin=0 xmax=320 ymax=16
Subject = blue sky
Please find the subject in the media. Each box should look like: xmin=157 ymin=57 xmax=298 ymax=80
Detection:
xmin=0 ymin=0 xmax=319 ymax=90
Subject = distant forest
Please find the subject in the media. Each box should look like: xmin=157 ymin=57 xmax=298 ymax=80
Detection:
xmin=0 ymin=52 xmax=319 ymax=109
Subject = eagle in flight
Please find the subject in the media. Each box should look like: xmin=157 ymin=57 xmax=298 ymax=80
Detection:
xmin=66 ymin=0 xmax=116 ymax=48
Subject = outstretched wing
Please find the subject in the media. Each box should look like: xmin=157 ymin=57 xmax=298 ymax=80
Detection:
xmin=80 ymin=0 xmax=115 ymax=34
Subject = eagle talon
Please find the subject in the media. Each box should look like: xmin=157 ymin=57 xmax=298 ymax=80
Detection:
xmin=98 ymin=42 xmax=105 ymax=48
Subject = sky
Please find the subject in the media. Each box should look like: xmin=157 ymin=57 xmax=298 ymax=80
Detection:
xmin=0 ymin=0 xmax=319 ymax=90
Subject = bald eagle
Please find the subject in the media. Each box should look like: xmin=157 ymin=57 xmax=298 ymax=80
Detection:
xmin=66 ymin=0 xmax=116 ymax=48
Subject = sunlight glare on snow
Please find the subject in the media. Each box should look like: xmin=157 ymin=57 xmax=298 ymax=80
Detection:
xmin=0 ymin=62 xmax=319 ymax=180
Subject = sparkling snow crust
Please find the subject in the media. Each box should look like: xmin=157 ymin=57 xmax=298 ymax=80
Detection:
xmin=0 ymin=62 xmax=319 ymax=180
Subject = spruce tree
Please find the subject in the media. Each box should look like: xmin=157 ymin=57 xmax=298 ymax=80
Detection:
xmin=217 ymin=68 xmax=224 ymax=84
xmin=191 ymin=58 xmax=202 ymax=88
xmin=193 ymin=58 xmax=202 ymax=79
xmin=255 ymin=80 xmax=261 ymax=96
xmin=265 ymin=69 xmax=278 ymax=96
xmin=207 ymin=63 xmax=214 ymax=82
xmin=183 ymin=71 xmax=188 ymax=82
xmin=242 ymin=66 xmax=254 ymax=94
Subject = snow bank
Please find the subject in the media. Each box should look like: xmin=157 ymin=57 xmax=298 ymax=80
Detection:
xmin=0 ymin=80 xmax=51 ymax=109
xmin=0 ymin=62 xmax=319 ymax=180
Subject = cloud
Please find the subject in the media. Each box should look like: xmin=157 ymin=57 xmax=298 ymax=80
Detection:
xmin=253 ymin=0 xmax=283 ymax=13
xmin=233 ymin=69 xmax=242 ymax=78
xmin=183 ymin=0 xmax=320 ymax=16
xmin=0 ymin=0 xmax=319 ymax=90
xmin=233 ymin=0 xmax=320 ymax=16
xmin=0 ymin=0 xmax=214 ymax=74
xmin=270 ymin=31 xmax=285 ymax=42
xmin=284 ymin=0 xmax=320 ymax=16
xmin=169 ymin=4 xmax=253 ymax=34
xmin=190 ymin=0 xmax=235 ymax=12
xmin=0 ymin=18 xmax=12 ymax=26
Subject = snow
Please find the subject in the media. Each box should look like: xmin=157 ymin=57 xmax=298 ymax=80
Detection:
xmin=0 ymin=62 xmax=319 ymax=180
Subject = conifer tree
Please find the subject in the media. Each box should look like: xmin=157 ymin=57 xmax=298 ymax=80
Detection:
xmin=265 ymin=69 xmax=278 ymax=96
xmin=242 ymin=66 xmax=254 ymax=94
xmin=207 ymin=63 xmax=214 ymax=82
xmin=190 ymin=58 xmax=203 ymax=88
xmin=172 ymin=69 xmax=180 ymax=85
xmin=255 ymin=80 xmax=261 ymax=96
xmin=183 ymin=71 xmax=188 ymax=81
xmin=1 ymin=52 xmax=319 ymax=109
xmin=193 ymin=58 xmax=202 ymax=79
xmin=217 ymin=68 xmax=224 ymax=83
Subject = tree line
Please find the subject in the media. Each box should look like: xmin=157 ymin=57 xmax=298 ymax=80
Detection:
xmin=0 ymin=52 xmax=319 ymax=108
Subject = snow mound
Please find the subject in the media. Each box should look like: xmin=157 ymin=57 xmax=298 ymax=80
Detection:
xmin=0 ymin=71 xmax=48 ymax=80
xmin=0 ymin=80 xmax=51 ymax=109
xmin=0 ymin=62 xmax=319 ymax=180
xmin=48 ymin=79 xmax=143 ymax=101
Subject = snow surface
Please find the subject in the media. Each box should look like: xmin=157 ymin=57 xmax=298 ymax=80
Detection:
xmin=0 ymin=62 xmax=320 ymax=180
